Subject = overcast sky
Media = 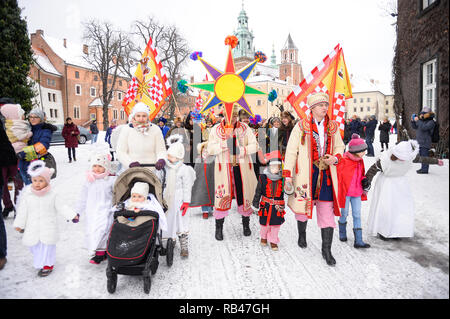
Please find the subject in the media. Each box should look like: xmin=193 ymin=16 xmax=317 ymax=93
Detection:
xmin=19 ymin=0 xmax=397 ymax=90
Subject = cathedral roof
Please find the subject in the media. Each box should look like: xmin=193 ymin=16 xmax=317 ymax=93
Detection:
xmin=283 ymin=34 xmax=298 ymax=50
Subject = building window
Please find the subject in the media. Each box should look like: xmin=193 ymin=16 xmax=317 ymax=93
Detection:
xmin=113 ymin=109 xmax=118 ymax=120
xmin=119 ymin=80 xmax=122 ymax=86
xmin=75 ymin=84 xmax=82 ymax=96
xmin=257 ymin=100 xmax=261 ymax=106
xmin=48 ymin=93 xmax=52 ymax=102
xmin=367 ymin=106 xmax=370 ymax=112
xmin=422 ymin=0 xmax=437 ymax=10
xmin=52 ymin=93 xmax=56 ymax=102
xmin=290 ymin=53 xmax=293 ymax=61
xmin=73 ymin=106 xmax=80 ymax=119
xmin=422 ymin=58 xmax=437 ymax=113
xmin=385 ymin=109 xmax=389 ymax=114
xmin=54 ymin=109 xmax=58 ymax=118
xmin=120 ymin=109 xmax=125 ymax=120
xmin=360 ymin=98 xmax=363 ymax=103
xmin=90 ymin=87 xmax=96 ymax=97
xmin=386 ymin=100 xmax=389 ymax=105
xmin=353 ymin=107 xmax=357 ymax=112
xmin=117 ymin=92 xmax=122 ymax=101
xmin=367 ymin=98 xmax=371 ymax=102
xmin=360 ymin=107 xmax=363 ymax=112
xmin=47 ymin=78 xmax=55 ymax=86
xmin=75 ymin=71 xmax=80 ymax=79
xmin=94 ymin=75 xmax=98 ymax=81
xmin=49 ymin=109 xmax=54 ymax=118
xmin=353 ymin=99 xmax=357 ymax=103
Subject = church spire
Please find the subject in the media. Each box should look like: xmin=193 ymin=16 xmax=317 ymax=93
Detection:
xmin=270 ymin=43 xmax=277 ymax=67
xmin=233 ymin=1 xmax=254 ymax=59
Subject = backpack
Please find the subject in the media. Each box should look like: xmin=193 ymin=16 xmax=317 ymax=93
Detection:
xmin=431 ymin=120 xmax=440 ymax=143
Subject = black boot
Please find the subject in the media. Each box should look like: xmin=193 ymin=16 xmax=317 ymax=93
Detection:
xmin=321 ymin=227 xmax=336 ymax=266
xmin=242 ymin=216 xmax=251 ymax=236
xmin=297 ymin=221 xmax=307 ymax=248
xmin=215 ymin=218 xmax=224 ymax=241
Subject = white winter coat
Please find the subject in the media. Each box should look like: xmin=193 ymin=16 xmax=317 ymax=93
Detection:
xmin=116 ymin=124 xmax=167 ymax=169
xmin=162 ymin=161 xmax=196 ymax=239
xmin=14 ymin=186 xmax=77 ymax=247
xmin=367 ymin=150 xmax=415 ymax=238
xmin=76 ymin=176 xmax=116 ymax=252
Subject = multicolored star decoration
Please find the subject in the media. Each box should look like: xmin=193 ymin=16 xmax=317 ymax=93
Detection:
xmin=186 ymin=36 xmax=268 ymax=126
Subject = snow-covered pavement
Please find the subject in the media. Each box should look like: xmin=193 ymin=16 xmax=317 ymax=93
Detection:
xmin=0 ymin=134 xmax=448 ymax=299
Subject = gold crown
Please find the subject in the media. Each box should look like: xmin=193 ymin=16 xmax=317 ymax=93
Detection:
xmin=307 ymin=92 xmax=329 ymax=109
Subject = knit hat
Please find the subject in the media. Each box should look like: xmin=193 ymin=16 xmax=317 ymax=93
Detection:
xmin=348 ymin=133 xmax=367 ymax=153
xmin=27 ymin=160 xmax=54 ymax=185
xmin=130 ymin=102 xmax=150 ymax=118
xmin=0 ymin=104 xmax=25 ymax=120
xmin=29 ymin=108 xmax=45 ymax=122
xmin=130 ymin=182 xmax=149 ymax=198
xmin=265 ymin=150 xmax=283 ymax=165
xmin=392 ymin=140 xmax=419 ymax=161
xmin=421 ymin=106 xmax=431 ymax=113
xmin=166 ymin=134 xmax=185 ymax=160
xmin=158 ymin=117 xmax=167 ymax=124
xmin=307 ymin=92 xmax=329 ymax=109
xmin=89 ymin=151 xmax=111 ymax=173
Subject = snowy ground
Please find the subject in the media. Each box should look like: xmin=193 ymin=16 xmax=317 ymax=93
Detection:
xmin=0 ymin=132 xmax=448 ymax=299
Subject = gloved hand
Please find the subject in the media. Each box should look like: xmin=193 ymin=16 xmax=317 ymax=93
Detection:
xmin=22 ymin=145 xmax=38 ymax=162
xmin=72 ymin=214 xmax=80 ymax=223
xmin=155 ymin=159 xmax=166 ymax=170
xmin=129 ymin=161 xmax=141 ymax=168
xmin=180 ymin=202 xmax=190 ymax=216
xmin=361 ymin=178 xmax=371 ymax=191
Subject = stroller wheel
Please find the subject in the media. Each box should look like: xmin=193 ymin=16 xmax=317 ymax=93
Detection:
xmin=106 ymin=268 xmax=117 ymax=294
xmin=143 ymin=275 xmax=151 ymax=294
xmin=167 ymin=238 xmax=175 ymax=267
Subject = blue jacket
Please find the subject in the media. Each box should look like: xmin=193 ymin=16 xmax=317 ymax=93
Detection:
xmin=364 ymin=119 xmax=377 ymax=140
xmin=411 ymin=112 xmax=435 ymax=148
xmin=29 ymin=122 xmax=56 ymax=151
xmin=160 ymin=125 xmax=169 ymax=138
xmin=350 ymin=119 xmax=362 ymax=135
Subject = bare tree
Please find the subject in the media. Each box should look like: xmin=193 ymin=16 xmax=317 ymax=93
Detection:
xmin=131 ymin=16 xmax=191 ymax=121
xmin=82 ymin=19 xmax=131 ymax=129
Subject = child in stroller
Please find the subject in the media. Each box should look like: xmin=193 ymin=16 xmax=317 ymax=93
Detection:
xmin=106 ymin=165 xmax=168 ymax=294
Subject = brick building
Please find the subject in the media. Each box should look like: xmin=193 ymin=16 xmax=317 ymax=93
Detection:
xmin=393 ymin=0 xmax=449 ymax=156
xmin=29 ymin=29 xmax=130 ymax=130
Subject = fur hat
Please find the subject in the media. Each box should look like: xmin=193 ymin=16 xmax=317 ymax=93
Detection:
xmin=89 ymin=151 xmax=111 ymax=172
xmin=0 ymin=104 xmax=25 ymax=120
xmin=307 ymin=92 xmax=329 ymax=109
xmin=166 ymin=134 xmax=185 ymax=160
xmin=348 ymin=133 xmax=367 ymax=153
xmin=131 ymin=182 xmax=149 ymax=198
xmin=392 ymin=140 xmax=420 ymax=161
xmin=29 ymin=108 xmax=45 ymax=122
xmin=130 ymin=102 xmax=150 ymax=118
xmin=27 ymin=160 xmax=54 ymax=185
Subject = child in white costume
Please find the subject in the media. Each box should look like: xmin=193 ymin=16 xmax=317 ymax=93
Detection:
xmin=365 ymin=140 xmax=443 ymax=239
xmin=117 ymin=182 xmax=168 ymax=233
xmin=76 ymin=150 xmax=116 ymax=264
xmin=14 ymin=161 xmax=78 ymax=277
xmin=162 ymin=134 xmax=196 ymax=258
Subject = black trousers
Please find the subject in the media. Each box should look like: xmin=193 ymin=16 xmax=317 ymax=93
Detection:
xmin=67 ymin=147 xmax=76 ymax=160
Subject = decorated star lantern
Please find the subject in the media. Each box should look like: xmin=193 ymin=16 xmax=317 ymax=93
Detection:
xmin=187 ymin=36 xmax=267 ymax=126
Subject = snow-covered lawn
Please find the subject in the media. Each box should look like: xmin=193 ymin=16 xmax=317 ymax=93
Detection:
xmin=0 ymin=133 xmax=448 ymax=299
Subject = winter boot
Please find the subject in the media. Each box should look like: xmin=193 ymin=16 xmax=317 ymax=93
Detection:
xmin=270 ymin=243 xmax=279 ymax=251
xmin=338 ymin=221 xmax=347 ymax=242
xmin=242 ymin=216 xmax=251 ymax=236
xmin=90 ymin=251 xmax=107 ymax=264
xmin=0 ymin=257 xmax=6 ymax=270
xmin=353 ymin=228 xmax=371 ymax=248
xmin=321 ymin=227 xmax=336 ymax=266
xmin=202 ymin=212 xmax=209 ymax=219
xmin=38 ymin=265 xmax=53 ymax=277
xmin=2 ymin=206 xmax=14 ymax=219
xmin=179 ymin=234 xmax=189 ymax=258
xmin=297 ymin=221 xmax=307 ymax=248
xmin=215 ymin=218 xmax=224 ymax=241
xmin=260 ymin=238 xmax=268 ymax=246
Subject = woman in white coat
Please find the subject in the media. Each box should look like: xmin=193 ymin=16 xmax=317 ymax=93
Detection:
xmin=365 ymin=140 xmax=443 ymax=239
xmin=116 ymin=102 xmax=167 ymax=172
xmin=14 ymin=161 xmax=78 ymax=277
xmin=76 ymin=150 xmax=116 ymax=264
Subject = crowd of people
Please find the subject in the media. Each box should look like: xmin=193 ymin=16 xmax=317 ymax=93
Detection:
xmin=0 ymin=94 xmax=444 ymax=277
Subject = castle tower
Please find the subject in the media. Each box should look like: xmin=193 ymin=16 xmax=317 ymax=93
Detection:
xmin=233 ymin=1 xmax=255 ymax=70
xmin=279 ymin=34 xmax=304 ymax=85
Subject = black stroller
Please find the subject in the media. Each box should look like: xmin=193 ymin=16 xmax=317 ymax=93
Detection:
xmin=105 ymin=164 xmax=175 ymax=294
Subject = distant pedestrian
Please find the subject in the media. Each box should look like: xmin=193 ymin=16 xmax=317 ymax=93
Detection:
xmin=89 ymin=120 xmax=99 ymax=144
xmin=364 ymin=115 xmax=377 ymax=157
xmin=62 ymin=117 xmax=80 ymax=163
xmin=378 ymin=117 xmax=391 ymax=152
xmin=411 ymin=107 xmax=436 ymax=174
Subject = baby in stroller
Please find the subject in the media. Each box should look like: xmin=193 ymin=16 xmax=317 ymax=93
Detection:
xmin=117 ymin=181 xmax=167 ymax=232
xmin=106 ymin=165 xmax=168 ymax=294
